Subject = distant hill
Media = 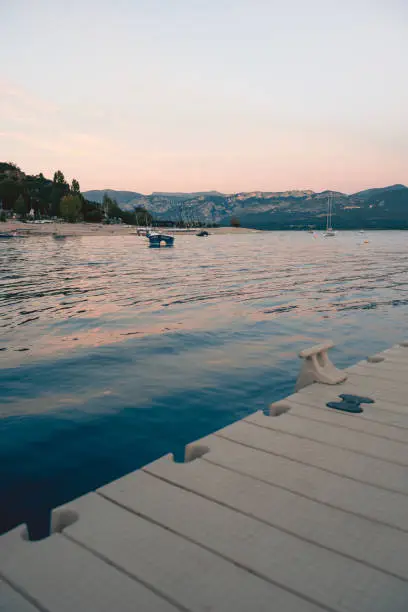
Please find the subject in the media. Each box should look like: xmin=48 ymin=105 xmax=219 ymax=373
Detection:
xmin=84 ymin=185 xmax=408 ymax=229
xmin=3 ymin=160 xmax=406 ymax=229
xmin=84 ymin=189 xmax=145 ymax=204
xmin=151 ymin=191 xmax=224 ymax=198
xmin=353 ymin=184 xmax=406 ymax=200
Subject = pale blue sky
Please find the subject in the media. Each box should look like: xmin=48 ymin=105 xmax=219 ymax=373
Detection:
xmin=1 ymin=0 xmax=407 ymax=193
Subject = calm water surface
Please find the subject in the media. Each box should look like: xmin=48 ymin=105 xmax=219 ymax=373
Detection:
xmin=1 ymin=231 xmax=408 ymax=535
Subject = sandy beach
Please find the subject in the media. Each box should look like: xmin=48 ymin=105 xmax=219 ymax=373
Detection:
xmin=1 ymin=220 xmax=259 ymax=237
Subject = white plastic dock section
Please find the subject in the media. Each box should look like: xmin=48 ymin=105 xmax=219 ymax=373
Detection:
xmin=2 ymin=344 xmax=408 ymax=611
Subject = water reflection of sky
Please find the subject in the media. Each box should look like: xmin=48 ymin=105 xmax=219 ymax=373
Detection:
xmin=1 ymin=231 xmax=408 ymax=535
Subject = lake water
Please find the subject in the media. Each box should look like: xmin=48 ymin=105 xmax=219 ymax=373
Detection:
xmin=1 ymin=230 xmax=408 ymax=536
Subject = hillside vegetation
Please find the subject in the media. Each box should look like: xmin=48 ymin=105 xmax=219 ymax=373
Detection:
xmin=0 ymin=163 xmax=151 ymax=225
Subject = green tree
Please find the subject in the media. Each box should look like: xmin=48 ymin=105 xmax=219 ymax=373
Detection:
xmin=82 ymin=198 xmax=104 ymax=223
xmin=102 ymin=192 xmax=112 ymax=218
xmin=53 ymin=170 xmax=66 ymax=185
xmin=24 ymin=174 xmax=53 ymax=216
xmin=59 ymin=194 xmax=82 ymax=222
xmin=0 ymin=178 xmax=21 ymax=210
xmin=119 ymin=209 xmax=136 ymax=225
xmin=230 ymin=216 xmax=241 ymax=228
xmin=84 ymin=207 xmax=104 ymax=223
xmin=51 ymin=170 xmax=69 ymax=216
xmin=14 ymin=194 xmax=27 ymax=217
xmin=71 ymin=178 xmax=80 ymax=194
xmin=134 ymin=206 xmax=153 ymax=226
xmin=21 ymin=174 xmax=45 ymax=216
xmin=102 ymin=193 xmax=122 ymax=220
xmin=0 ymin=162 xmax=20 ymax=173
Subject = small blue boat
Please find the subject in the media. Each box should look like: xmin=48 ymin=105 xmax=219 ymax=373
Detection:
xmin=0 ymin=233 xmax=17 ymax=239
xmin=146 ymin=231 xmax=174 ymax=248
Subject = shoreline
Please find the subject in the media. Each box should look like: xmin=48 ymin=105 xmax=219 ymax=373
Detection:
xmin=3 ymin=222 xmax=405 ymax=238
xmin=1 ymin=221 xmax=259 ymax=237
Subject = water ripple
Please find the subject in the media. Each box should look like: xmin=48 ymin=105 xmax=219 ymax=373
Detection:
xmin=2 ymin=230 xmax=408 ymax=535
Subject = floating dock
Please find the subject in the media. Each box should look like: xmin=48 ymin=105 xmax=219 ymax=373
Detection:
xmin=2 ymin=342 xmax=408 ymax=611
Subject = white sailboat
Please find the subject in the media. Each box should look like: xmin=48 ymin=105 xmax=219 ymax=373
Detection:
xmin=324 ymin=193 xmax=336 ymax=237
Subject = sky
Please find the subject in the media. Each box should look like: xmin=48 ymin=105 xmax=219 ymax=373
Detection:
xmin=1 ymin=0 xmax=407 ymax=194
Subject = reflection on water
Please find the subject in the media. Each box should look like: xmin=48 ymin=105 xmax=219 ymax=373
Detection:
xmin=1 ymin=231 xmax=408 ymax=535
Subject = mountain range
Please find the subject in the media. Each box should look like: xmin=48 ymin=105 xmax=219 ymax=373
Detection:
xmin=84 ymin=184 xmax=408 ymax=229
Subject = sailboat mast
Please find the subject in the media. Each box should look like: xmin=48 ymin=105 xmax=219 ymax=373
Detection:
xmin=329 ymin=193 xmax=331 ymax=229
xmin=329 ymin=193 xmax=333 ymax=229
xmin=326 ymin=193 xmax=330 ymax=231
xmin=324 ymin=192 xmax=336 ymax=237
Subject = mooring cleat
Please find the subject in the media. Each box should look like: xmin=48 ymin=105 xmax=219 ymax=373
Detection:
xmin=339 ymin=394 xmax=374 ymax=405
xmin=327 ymin=400 xmax=364 ymax=413
xmin=296 ymin=341 xmax=347 ymax=391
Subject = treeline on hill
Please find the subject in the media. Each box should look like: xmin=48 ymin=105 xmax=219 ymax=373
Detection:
xmin=0 ymin=162 xmax=153 ymax=225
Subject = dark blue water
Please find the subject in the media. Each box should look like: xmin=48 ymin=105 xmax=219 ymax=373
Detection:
xmin=1 ymin=231 xmax=408 ymax=536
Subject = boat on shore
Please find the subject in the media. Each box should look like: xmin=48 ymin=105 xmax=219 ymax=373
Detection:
xmin=196 ymin=230 xmax=209 ymax=237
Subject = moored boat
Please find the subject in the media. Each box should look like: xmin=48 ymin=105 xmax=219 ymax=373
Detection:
xmin=146 ymin=231 xmax=174 ymax=247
